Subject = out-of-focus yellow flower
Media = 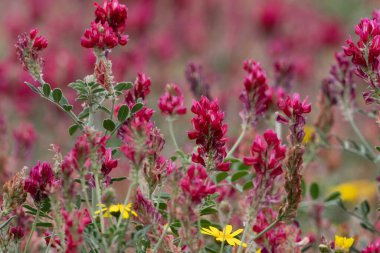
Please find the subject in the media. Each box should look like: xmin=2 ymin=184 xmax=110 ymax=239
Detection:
xmin=200 ymin=225 xmax=247 ymax=247
xmin=256 ymin=248 xmax=262 ymax=253
xmin=95 ymin=203 xmax=137 ymax=219
xmin=329 ymin=180 xmax=377 ymax=204
xmin=303 ymin=126 xmax=316 ymax=144
xmin=335 ymin=235 xmax=354 ymax=252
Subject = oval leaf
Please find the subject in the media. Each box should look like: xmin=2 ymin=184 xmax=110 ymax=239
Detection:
xmin=131 ymin=103 xmax=144 ymax=114
xmin=115 ymin=82 xmax=133 ymax=92
xmin=52 ymin=89 xmax=62 ymax=103
xmin=310 ymin=182 xmax=320 ymax=200
xmin=68 ymin=124 xmax=79 ymax=136
xmin=42 ymin=83 xmax=51 ymax=97
xmin=118 ymin=105 xmax=130 ymax=122
xmin=103 ymin=119 xmax=116 ymax=131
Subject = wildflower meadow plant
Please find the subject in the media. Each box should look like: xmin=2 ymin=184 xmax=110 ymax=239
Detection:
xmin=1 ymin=0 xmax=380 ymax=252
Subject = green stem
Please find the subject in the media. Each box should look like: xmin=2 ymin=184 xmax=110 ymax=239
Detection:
xmin=94 ymin=173 xmax=105 ymax=233
xmin=168 ymin=118 xmax=179 ymax=150
xmin=116 ymin=168 xmax=138 ymax=229
xmin=227 ymin=124 xmax=247 ymax=158
xmin=237 ymin=217 xmax=251 ymax=253
xmin=219 ymin=238 xmax=226 ymax=253
xmin=153 ymin=218 xmax=170 ymax=253
xmin=346 ymin=110 xmax=375 ymax=158
xmin=253 ymin=218 xmax=281 ymax=240
xmin=34 ymin=78 xmax=83 ymax=128
xmin=24 ymin=208 xmax=40 ymax=253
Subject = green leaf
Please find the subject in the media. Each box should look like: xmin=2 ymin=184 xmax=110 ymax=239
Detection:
xmin=231 ymin=171 xmax=248 ymax=182
xmin=36 ymin=222 xmax=53 ymax=228
xmin=68 ymin=124 xmax=79 ymax=136
xmin=117 ymin=105 xmax=130 ymax=122
xmin=103 ymin=119 xmax=116 ymax=131
xmin=40 ymin=198 xmax=51 ymax=213
xmin=243 ymin=181 xmax=253 ymax=191
xmin=131 ymin=103 xmax=144 ymax=114
xmin=360 ymin=200 xmax=370 ymax=216
xmin=52 ymin=88 xmax=62 ymax=103
xmin=310 ymin=182 xmax=320 ymax=200
xmin=78 ymin=108 xmax=90 ymax=119
xmin=0 ymin=216 xmax=15 ymax=230
xmin=376 ymin=146 xmax=380 ymax=152
xmin=62 ymin=105 xmax=73 ymax=111
xmin=25 ymin=82 xmax=40 ymax=94
xmin=23 ymin=204 xmax=37 ymax=213
xmin=200 ymin=207 xmax=218 ymax=216
xmin=115 ymin=82 xmax=133 ymax=92
xmin=42 ymin=83 xmax=51 ymax=97
xmin=324 ymin=192 xmax=341 ymax=202
xmin=216 ymin=172 xmax=229 ymax=183
xmin=110 ymin=177 xmax=127 ymax=183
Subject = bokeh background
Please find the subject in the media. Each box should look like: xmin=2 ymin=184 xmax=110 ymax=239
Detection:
xmin=0 ymin=0 xmax=379 ymax=234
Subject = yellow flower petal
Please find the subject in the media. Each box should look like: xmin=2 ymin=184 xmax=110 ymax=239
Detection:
xmin=230 ymin=228 xmax=244 ymax=237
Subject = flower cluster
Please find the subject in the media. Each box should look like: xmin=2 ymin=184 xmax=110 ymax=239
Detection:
xmin=62 ymin=130 xmax=117 ymax=186
xmin=124 ymin=72 xmax=151 ymax=106
xmin=239 ymin=60 xmax=270 ymax=125
xmin=253 ymin=208 xmax=303 ymax=252
xmin=276 ymin=93 xmax=312 ymax=145
xmin=343 ymin=13 xmax=380 ymax=103
xmin=81 ymin=0 xmax=128 ymax=50
xmin=158 ymin=83 xmax=187 ymax=116
xmin=322 ymin=52 xmax=356 ymax=106
xmin=244 ymin=129 xmax=286 ymax=198
xmin=1 ymin=170 xmax=27 ymax=215
xmin=15 ymin=29 xmax=48 ymax=80
xmin=61 ymin=208 xmax=91 ymax=252
xmin=24 ymin=161 xmax=57 ymax=203
xmin=362 ymin=239 xmax=380 ymax=253
xmin=180 ymin=164 xmax=216 ymax=204
xmin=185 ymin=62 xmax=211 ymax=99
xmin=188 ymin=96 xmax=230 ymax=171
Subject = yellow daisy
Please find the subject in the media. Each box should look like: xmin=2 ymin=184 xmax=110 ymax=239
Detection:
xmin=329 ymin=180 xmax=377 ymax=205
xmin=95 ymin=203 xmax=137 ymax=219
xmin=335 ymin=235 xmax=354 ymax=253
xmin=200 ymin=225 xmax=247 ymax=247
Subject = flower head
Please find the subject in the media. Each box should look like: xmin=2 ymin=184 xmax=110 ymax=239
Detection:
xmin=124 ymin=72 xmax=151 ymax=106
xmin=81 ymin=0 xmax=128 ymax=49
xmin=185 ymin=62 xmax=211 ymax=99
xmin=24 ymin=161 xmax=57 ymax=203
xmin=200 ymin=225 xmax=247 ymax=247
xmin=362 ymin=239 xmax=380 ymax=253
xmin=15 ymin=29 xmax=48 ymax=80
xmin=329 ymin=180 xmax=377 ymax=205
xmin=244 ymin=129 xmax=286 ymax=197
xmin=239 ymin=60 xmax=270 ymax=125
xmin=2 ymin=169 xmax=27 ymax=215
xmin=95 ymin=203 xmax=137 ymax=219
xmin=334 ymin=235 xmax=354 ymax=253
xmin=343 ymin=16 xmax=380 ymax=103
xmin=276 ymin=93 xmax=311 ymax=145
xmin=322 ymin=52 xmax=356 ymax=106
xmin=80 ymin=21 xmax=119 ymax=49
xmin=180 ymin=164 xmax=216 ymax=204
xmin=188 ymin=96 xmax=230 ymax=171
xmin=62 ymin=208 xmax=91 ymax=252
xmin=158 ymin=83 xmax=187 ymax=116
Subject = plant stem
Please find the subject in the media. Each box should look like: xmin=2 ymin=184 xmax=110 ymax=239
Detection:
xmin=167 ymin=118 xmax=179 ymax=150
xmin=253 ymin=217 xmax=281 ymax=240
xmin=116 ymin=167 xmax=138 ymax=229
xmin=24 ymin=208 xmax=40 ymax=253
xmin=237 ymin=217 xmax=251 ymax=253
xmin=94 ymin=173 xmax=105 ymax=232
xmin=153 ymin=218 xmax=171 ymax=253
xmin=227 ymin=124 xmax=247 ymax=158
xmin=346 ymin=110 xmax=375 ymax=158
